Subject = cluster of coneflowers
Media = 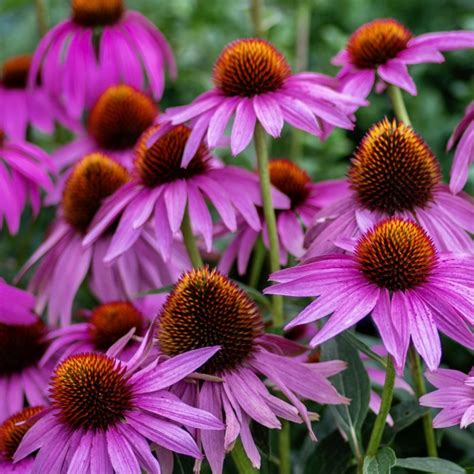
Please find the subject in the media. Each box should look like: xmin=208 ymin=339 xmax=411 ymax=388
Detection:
xmin=0 ymin=1 xmax=473 ymax=473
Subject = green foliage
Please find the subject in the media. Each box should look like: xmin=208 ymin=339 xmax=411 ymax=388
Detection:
xmin=363 ymin=447 xmax=397 ymax=474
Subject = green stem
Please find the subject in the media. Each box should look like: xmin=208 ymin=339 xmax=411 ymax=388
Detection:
xmin=249 ymin=0 xmax=264 ymax=37
xmin=248 ymin=237 xmax=266 ymax=288
xmin=279 ymin=421 xmax=291 ymax=474
xmin=409 ymin=347 xmax=438 ymax=457
xmin=181 ymin=207 xmax=203 ymax=268
xmin=231 ymin=438 xmax=259 ymax=473
xmin=365 ymin=356 xmax=396 ymax=457
xmin=254 ymin=123 xmax=284 ymax=327
xmin=34 ymin=0 xmax=48 ymax=37
xmin=387 ymin=85 xmax=411 ymax=126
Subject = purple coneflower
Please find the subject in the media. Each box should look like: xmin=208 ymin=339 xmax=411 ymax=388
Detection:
xmin=219 ymin=158 xmax=349 ymax=274
xmin=14 ymin=332 xmax=224 ymax=473
xmin=41 ymin=296 xmax=165 ymax=364
xmin=156 ymin=267 xmax=348 ymax=472
xmin=162 ymin=38 xmax=367 ymax=165
xmin=17 ymin=153 xmax=188 ymax=326
xmin=0 ymin=55 xmax=56 ymax=139
xmin=0 ymin=316 xmax=52 ymax=421
xmin=0 ymin=406 xmax=44 ymax=472
xmin=0 ymin=280 xmax=37 ymax=325
xmin=333 ymin=18 xmax=474 ymax=97
xmin=305 ymin=118 xmax=474 ymax=257
xmin=83 ymin=124 xmax=289 ymax=262
xmin=420 ymin=367 xmax=474 ymax=429
xmin=0 ymin=129 xmax=54 ymax=234
xmin=448 ymin=101 xmax=474 ymax=194
xmin=266 ymin=218 xmax=474 ymax=372
xmin=29 ymin=0 xmax=175 ymax=120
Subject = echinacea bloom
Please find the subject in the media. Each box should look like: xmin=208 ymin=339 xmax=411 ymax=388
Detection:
xmin=41 ymin=296 xmax=165 ymax=364
xmin=0 ymin=55 xmax=56 ymax=139
xmin=17 ymin=153 xmax=188 ymax=326
xmin=0 ymin=129 xmax=54 ymax=234
xmin=157 ymin=267 xmax=348 ymax=472
xmin=219 ymin=159 xmax=349 ymax=274
xmin=0 ymin=280 xmax=37 ymax=325
xmin=14 ymin=330 xmax=224 ymax=473
xmin=84 ymin=124 xmax=289 ymax=262
xmin=0 ymin=316 xmax=52 ymax=421
xmin=333 ymin=18 xmax=474 ymax=97
xmin=420 ymin=367 xmax=474 ymax=429
xmin=305 ymin=118 xmax=474 ymax=257
xmin=448 ymin=101 xmax=474 ymax=194
xmin=267 ymin=218 xmax=474 ymax=372
xmin=29 ymin=0 xmax=175 ymax=120
xmin=162 ymin=38 xmax=367 ymax=164
xmin=0 ymin=406 xmax=44 ymax=472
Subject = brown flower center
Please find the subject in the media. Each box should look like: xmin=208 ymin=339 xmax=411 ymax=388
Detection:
xmin=89 ymin=302 xmax=144 ymax=351
xmin=0 ymin=319 xmax=47 ymax=376
xmin=347 ymin=19 xmax=413 ymax=69
xmin=213 ymin=38 xmax=291 ymax=97
xmin=1 ymin=55 xmax=32 ymax=89
xmin=0 ymin=130 xmax=5 ymax=148
xmin=62 ymin=153 xmax=129 ymax=233
xmin=269 ymin=159 xmax=310 ymax=208
xmin=88 ymin=85 xmax=158 ymax=151
xmin=50 ymin=353 xmax=133 ymax=431
xmin=356 ymin=219 xmax=437 ymax=291
xmin=135 ymin=125 xmax=210 ymax=188
xmin=348 ymin=118 xmax=440 ymax=214
xmin=0 ymin=406 xmax=44 ymax=461
xmin=71 ymin=0 xmax=124 ymax=27
xmin=157 ymin=267 xmax=264 ymax=375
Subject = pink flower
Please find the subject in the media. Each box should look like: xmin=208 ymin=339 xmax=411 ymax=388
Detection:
xmin=0 ymin=55 xmax=56 ymax=139
xmin=448 ymin=101 xmax=474 ymax=194
xmin=0 ymin=280 xmax=37 ymax=325
xmin=266 ymin=218 xmax=474 ymax=372
xmin=333 ymin=18 xmax=474 ymax=97
xmin=219 ymin=159 xmax=349 ymax=274
xmin=14 ymin=327 xmax=224 ymax=473
xmin=29 ymin=0 xmax=175 ymax=122
xmin=156 ymin=267 xmax=348 ymax=472
xmin=162 ymin=38 xmax=367 ymax=164
xmin=0 ymin=129 xmax=54 ymax=234
xmin=16 ymin=153 xmax=189 ymax=327
xmin=0 ymin=316 xmax=53 ymax=421
xmin=83 ymin=124 xmax=289 ymax=262
xmin=420 ymin=367 xmax=474 ymax=429
xmin=305 ymin=118 xmax=474 ymax=257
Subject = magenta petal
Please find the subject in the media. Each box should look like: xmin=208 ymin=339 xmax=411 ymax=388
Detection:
xmin=378 ymin=60 xmax=417 ymax=96
xmin=397 ymin=44 xmax=445 ymax=64
xmin=207 ymin=97 xmax=239 ymax=148
xmin=410 ymin=31 xmax=474 ymax=51
xmin=253 ymin=94 xmax=284 ymax=138
xmin=163 ymin=180 xmax=188 ymax=233
xmin=182 ymin=110 xmax=214 ymax=167
xmin=106 ymin=426 xmax=141 ymax=474
xmin=231 ymin=98 xmax=256 ymax=156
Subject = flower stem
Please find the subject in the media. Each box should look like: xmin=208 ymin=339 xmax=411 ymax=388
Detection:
xmin=279 ymin=421 xmax=291 ymax=474
xmin=34 ymin=0 xmax=48 ymax=37
xmin=387 ymin=85 xmax=411 ymax=126
xmin=365 ymin=356 xmax=396 ymax=457
xmin=409 ymin=347 xmax=438 ymax=457
xmin=254 ymin=123 xmax=284 ymax=327
xmin=248 ymin=237 xmax=266 ymax=288
xmin=231 ymin=438 xmax=259 ymax=473
xmin=181 ymin=207 xmax=203 ymax=268
xmin=249 ymin=0 xmax=264 ymax=37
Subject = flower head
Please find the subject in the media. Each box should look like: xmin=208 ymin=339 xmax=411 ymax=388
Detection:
xmin=17 ymin=153 xmax=187 ymax=326
xmin=84 ymin=124 xmax=287 ymax=262
xmin=305 ymin=118 xmax=474 ymax=257
xmin=29 ymin=0 xmax=175 ymax=122
xmin=267 ymin=218 xmax=474 ymax=371
xmin=157 ymin=267 xmax=348 ymax=472
xmin=447 ymin=101 xmax=474 ymax=194
xmin=333 ymin=18 xmax=474 ymax=97
xmin=14 ymin=329 xmax=223 ymax=473
xmin=0 ymin=55 xmax=56 ymax=139
xmin=420 ymin=367 xmax=474 ymax=429
xmin=163 ymin=38 xmax=366 ymax=164
xmin=0 ymin=130 xmax=54 ymax=234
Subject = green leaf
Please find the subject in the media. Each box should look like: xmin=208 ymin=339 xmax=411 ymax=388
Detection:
xmin=363 ymin=447 xmax=397 ymax=474
xmin=341 ymin=331 xmax=387 ymax=368
xmin=391 ymin=401 xmax=429 ymax=433
xmin=234 ymin=281 xmax=272 ymax=309
xmin=321 ymin=334 xmax=371 ymax=458
xmin=136 ymin=285 xmax=174 ymax=296
xmin=395 ymin=457 xmax=466 ymax=473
